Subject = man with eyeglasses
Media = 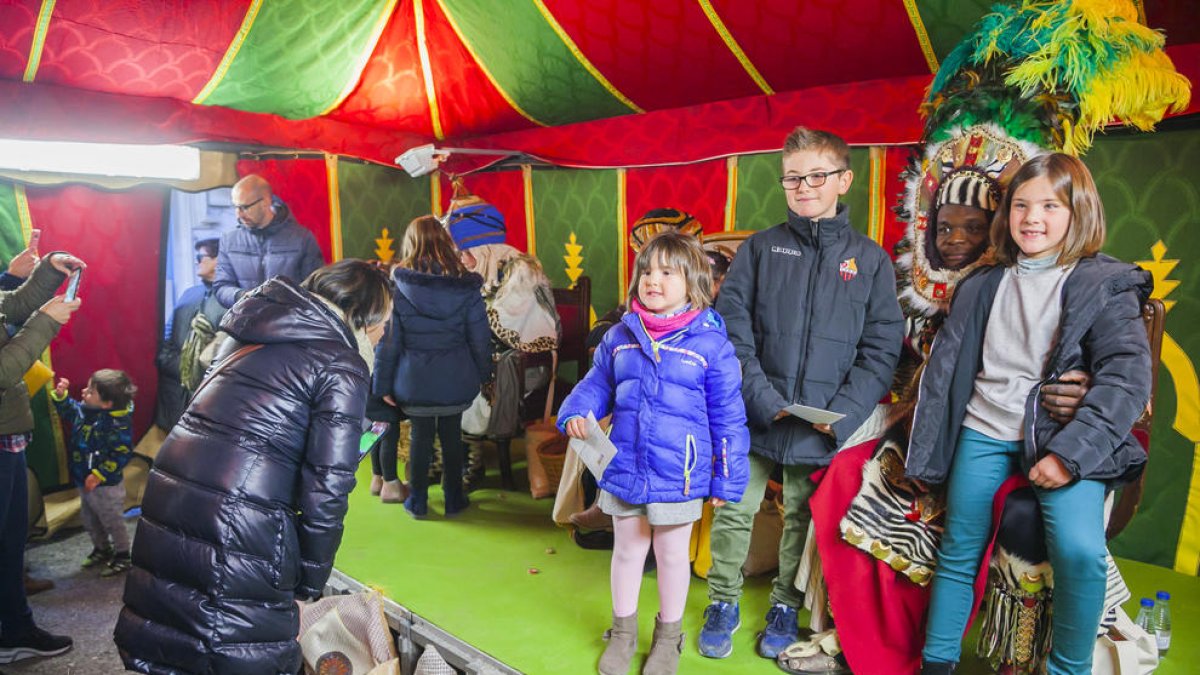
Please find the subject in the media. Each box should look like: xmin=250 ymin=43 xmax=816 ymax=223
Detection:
xmin=152 ymin=239 xmax=226 ymax=432
xmin=212 ymin=174 xmax=325 ymax=308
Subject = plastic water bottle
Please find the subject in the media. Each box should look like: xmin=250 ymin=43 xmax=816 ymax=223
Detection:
xmin=1135 ymin=597 xmax=1155 ymax=631
xmin=1152 ymin=590 xmax=1172 ymax=656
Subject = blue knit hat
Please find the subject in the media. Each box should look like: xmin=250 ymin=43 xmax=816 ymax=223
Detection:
xmin=445 ymin=194 xmax=506 ymax=250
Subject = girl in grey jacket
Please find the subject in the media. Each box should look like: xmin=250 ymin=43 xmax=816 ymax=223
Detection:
xmin=907 ymin=154 xmax=1152 ymax=675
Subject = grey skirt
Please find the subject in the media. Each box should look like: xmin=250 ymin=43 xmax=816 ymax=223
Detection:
xmin=597 ymin=490 xmax=704 ymax=527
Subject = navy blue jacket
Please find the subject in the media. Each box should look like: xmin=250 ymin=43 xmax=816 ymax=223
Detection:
xmin=557 ymin=308 xmax=750 ymax=504
xmin=715 ymin=205 xmax=904 ymax=465
xmin=373 ymin=267 xmax=492 ymax=410
xmin=906 ymin=255 xmax=1152 ymax=486
xmin=212 ymin=199 xmax=325 ymax=308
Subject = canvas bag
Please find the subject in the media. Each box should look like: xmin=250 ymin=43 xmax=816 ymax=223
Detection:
xmin=1092 ymin=608 xmax=1158 ymax=675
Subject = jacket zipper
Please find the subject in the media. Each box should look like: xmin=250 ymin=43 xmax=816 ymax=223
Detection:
xmin=791 ymin=220 xmax=822 ymax=404
xmin=683 ymin=435 xmax=698 ymax=496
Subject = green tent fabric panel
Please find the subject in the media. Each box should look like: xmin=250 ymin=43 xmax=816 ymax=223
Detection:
xmin=844 ymin=147 xmax=871 ymax=238
xmin=438 ymin=0 xmax=635 ymax=126
xmin=0 ymin=184 xmax=64 ymax=489
xmin=530 ymin=168 xmax=620 ymax=317
xmin=733 ymin=148 xmax=870 ymax=234
xmin=734 ymin=152 xmax=784 ymax=232
xmin=337 ymin=160 xmax=431 ymax=262
xmin=1092 ymin=129 xmax=1200 ymax=571
xmin=201 ymin=0 xmax=395 ymax=118
xmin=0 ymin=185 xmax=27 ymax=259
xmin=911 ymin=0 xmax=993 ymax=63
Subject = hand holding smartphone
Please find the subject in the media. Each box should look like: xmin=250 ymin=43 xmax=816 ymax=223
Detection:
xmin=64 ymin=268 xmax=83 ymax=302
xmin=28 ymin=229 xmax=40 ymax=253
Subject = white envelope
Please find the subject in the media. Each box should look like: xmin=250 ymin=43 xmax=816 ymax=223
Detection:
xmin=568 ymin=412 xmax=618 ymax=480
xmin=783 ymin=403 xmax=845 ymax=425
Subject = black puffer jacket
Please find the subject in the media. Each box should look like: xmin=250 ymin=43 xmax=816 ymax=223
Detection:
xmin=715 ymin=205 xmax=904 ymax=465
xmin=906 ymin=254 xmax=1152 ymax=486
xmin=115 ymin=277 xmax=369 ymax=675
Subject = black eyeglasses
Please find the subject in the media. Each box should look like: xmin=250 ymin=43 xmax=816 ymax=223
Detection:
xmin=779 ymin=170 xmax=847 ymax=190
xmin=233 ymin=197 xmax=263 ymax=212
xmin=195 ymin=253 xmax=213 ymax=263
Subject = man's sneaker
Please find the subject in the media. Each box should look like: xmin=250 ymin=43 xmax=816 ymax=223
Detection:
xmin=758 ymin=603 xmax=800 ymax=659
xmin=0 ymin=627 xmax=73 ymax=664
xmin=101 ymin=552 xmax=132 ymax=577
xmin=697 ymin=601 xmax=740 ymax=659
xmin=81 ymin=546 xmax=113 ymax=569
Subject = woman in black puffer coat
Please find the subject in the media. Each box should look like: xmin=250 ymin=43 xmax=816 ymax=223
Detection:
xmin=115 ymin=260 xmax=392 ymax=675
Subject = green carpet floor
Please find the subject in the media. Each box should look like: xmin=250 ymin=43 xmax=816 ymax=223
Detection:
xmin=337 ymin=459 xmax=1198 ymax=674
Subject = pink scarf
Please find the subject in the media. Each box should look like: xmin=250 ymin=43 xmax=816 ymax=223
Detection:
xmin=630 ymin=299 xmax=702 ymax=340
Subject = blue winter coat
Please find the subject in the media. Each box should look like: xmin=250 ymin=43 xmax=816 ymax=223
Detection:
xmin=212 ymin=199 xmax=325 ymax=308
xmin=557 ymin=308 xmax=750 ymax=504
xmin=373 ymin=267 xmax=492 ymax=411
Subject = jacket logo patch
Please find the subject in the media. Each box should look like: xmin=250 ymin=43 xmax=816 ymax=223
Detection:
xmin=839 ymin=257 xmax=858 ymax=281
xmin=771 ymin=245 xmax=803 ymax=257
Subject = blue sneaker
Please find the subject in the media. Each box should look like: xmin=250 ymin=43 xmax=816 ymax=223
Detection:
xmin=758 ymin=603 xmax=799 ymax=658
xmin=697 ymin=601 xmax=740 ymax=658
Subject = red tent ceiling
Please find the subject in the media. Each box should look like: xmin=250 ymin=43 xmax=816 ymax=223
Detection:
xmin=0 ymin=0 xmax=1196 ymax=168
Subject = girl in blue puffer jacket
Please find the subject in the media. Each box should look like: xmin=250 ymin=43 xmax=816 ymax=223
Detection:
xmin=559 ymin=231 xmax=749 ymax=675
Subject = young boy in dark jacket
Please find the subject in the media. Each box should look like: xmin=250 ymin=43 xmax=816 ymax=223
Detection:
xmin=699 ymin=127 xmax=904 ymax=660
xmin=52 ymin=370 xmax=136 ymax=576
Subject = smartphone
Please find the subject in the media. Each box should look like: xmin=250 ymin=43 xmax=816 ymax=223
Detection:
xmin=28 ymin=229 xmax=40 ymax=252
xmin=64 ymin=268 xmax=83 ymax=301
xmin=358 ymin=421 xmax=390 ymax=463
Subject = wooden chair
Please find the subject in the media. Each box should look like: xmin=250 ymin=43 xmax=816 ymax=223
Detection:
xmin=493 ymin=276 xmax=592 ymax=490
xmin=1106 ymin=298 xmax=1166 ymax=540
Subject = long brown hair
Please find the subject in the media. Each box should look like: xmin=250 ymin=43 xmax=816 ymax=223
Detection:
xmin=990 ymin=153 xmax=1105 ymax=266
xmin=399 ymin=215 xmax=470 ymax=276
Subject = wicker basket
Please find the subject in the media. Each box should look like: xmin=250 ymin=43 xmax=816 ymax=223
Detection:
xmin=535 ymin=434 xmax=569 ymax=494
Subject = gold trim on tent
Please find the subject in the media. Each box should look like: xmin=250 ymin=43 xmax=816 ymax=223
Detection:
xmin=192 ymin=0 xmax=264 ymax=105
xmin=530 ymin=0 xmax=644 ymax=113
xmin=23 ymin=0 xmax=56 ymax=83
xmin=724 ymin=156 xmax=738 ymax=232
xmin=616 ymin=168 xmax=628 ymax=299
xmin=431 ymin=171 xmax=443 ymax=216
xmin=523 ymin=164 xmax=536 ymax=256
xmin=319 ymin=0 xmax=400 ymax=116
xmin=697 ymin=0 xmax=774 ymax=95
xmin=434 ymin=0 xmax=547 ymax=127
xmin=868 ymin=146 xmax=886 ymax=245
xmin=414 ymin=0 xmax=447 ymax=140
xmin=326 ymin=154 xmax=343 ymax=261
xmin=901 ymin=0 xmax=940 ymax=74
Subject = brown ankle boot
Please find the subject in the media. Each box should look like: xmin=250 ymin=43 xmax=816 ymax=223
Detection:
xmin=370 ymin=475 xmax=384 ymax=496
xmin=598 ymin=612 xmax=638 ymax=675
xmin=642 ymin=615 xmax=683 ymax=675
xmin=380 ymin=480 xmax=409 ymax=504
xmin=570 ymin=503 xmax=613 ymax=531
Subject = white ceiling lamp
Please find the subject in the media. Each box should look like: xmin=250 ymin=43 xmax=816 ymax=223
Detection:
xmin=395 ymin=144 xmax=521 ymax=178
xmin=0 ymin=138 xmax=201 ymax=180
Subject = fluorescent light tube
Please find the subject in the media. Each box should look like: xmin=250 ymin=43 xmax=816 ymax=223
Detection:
xmin=0 ymin=139 xmax=201 ymax=180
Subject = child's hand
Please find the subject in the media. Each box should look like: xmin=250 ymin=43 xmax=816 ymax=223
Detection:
xmin=83 ymin=474 xmax=101 ymax=493
xmin=1029 ymin=454 xmax=1072 ymax=489
xmin=564 ymin=417 xmax=588 ymax=439
xmin=709 ymin=497 xmax=727 ymax=508
xmin=54 ymin=377 xmax=69 ymax=397
xmin=774 ymin=409 xmax=789 ymax=421
xmin=813 ymin=423 xmax=834 ymax=437
xmin=40 ymin=295 xmax=82 ymax=324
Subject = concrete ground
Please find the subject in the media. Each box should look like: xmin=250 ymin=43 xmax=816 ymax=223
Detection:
xmin=3 ymin=520 xmax=134 ymax=675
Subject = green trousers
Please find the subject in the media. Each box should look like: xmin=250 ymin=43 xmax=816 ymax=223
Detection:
xmin=706 ymin=452 xmax=817 ymax=608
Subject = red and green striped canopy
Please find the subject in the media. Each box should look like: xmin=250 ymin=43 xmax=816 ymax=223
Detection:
xmin=1 ymin=0 xmax=1196 ymax=166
